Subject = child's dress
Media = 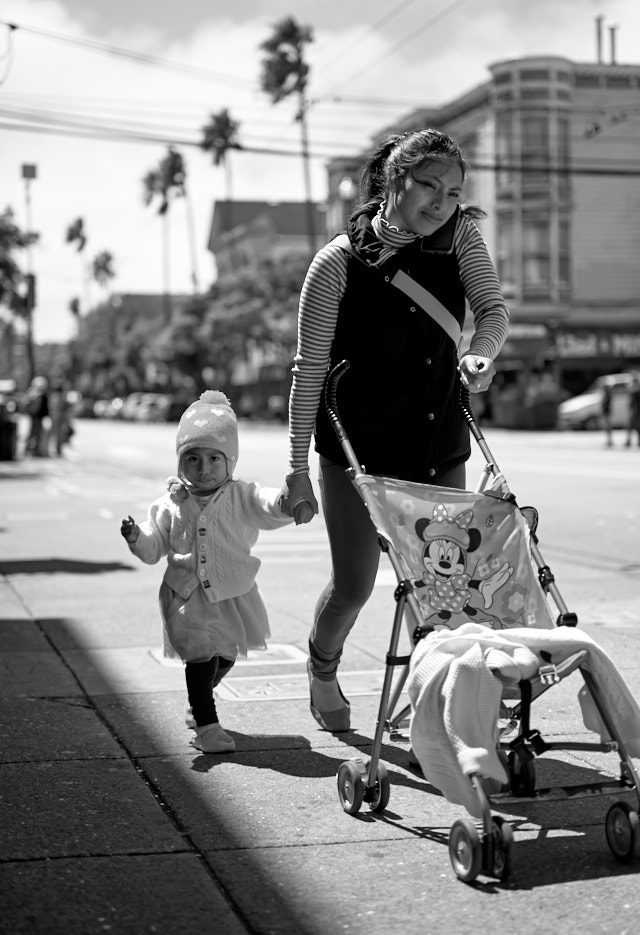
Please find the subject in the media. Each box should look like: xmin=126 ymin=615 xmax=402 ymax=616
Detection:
xmin=125 ymin=476 xmax=292 ymax=664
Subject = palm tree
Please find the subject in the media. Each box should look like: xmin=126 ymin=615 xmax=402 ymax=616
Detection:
xmin=92 ymin=250 xmax=115 ymax=292
xmin=1 ymin=207 xmax=39 ymax=382
xmin=142 ymin=147 xmax=199 ymax=309
xmin=200 ymin=108 xmax=242 ymax=268
xmin=259 ymin=16 xmax=316 ymax=259
xmin=65 ymin=217 xmax=90 ymax=312
xmin=200 ymin=108 xmax=242 ymax=196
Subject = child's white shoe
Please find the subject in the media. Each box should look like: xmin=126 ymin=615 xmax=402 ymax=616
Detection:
xmin=192 ymin=722 xmax=236 ymax=753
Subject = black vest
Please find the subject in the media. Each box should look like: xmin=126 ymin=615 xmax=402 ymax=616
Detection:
xmin=313 ymin=208 xmax=470 ymax=481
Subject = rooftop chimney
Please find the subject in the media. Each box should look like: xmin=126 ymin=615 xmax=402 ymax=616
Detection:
xmin=609 ymin=24 xmax=618 ymax=64
xmin=595 ymin=14 xmax=604 ymax=63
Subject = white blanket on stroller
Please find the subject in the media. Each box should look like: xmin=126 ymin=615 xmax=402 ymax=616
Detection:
xmin=407 ymin=623 xmax=640 ymax=818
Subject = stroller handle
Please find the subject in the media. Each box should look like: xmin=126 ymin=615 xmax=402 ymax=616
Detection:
xmin=324 ymin=360 xmax=351 ymax=443
xmin=459 ymin=380 xmax=486 ymax=445
xmin=325 ymin=360 xmax=366 ymax=474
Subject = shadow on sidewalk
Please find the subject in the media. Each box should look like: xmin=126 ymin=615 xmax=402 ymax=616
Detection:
xmin=0 ymin=558 xmax=134 ymax=574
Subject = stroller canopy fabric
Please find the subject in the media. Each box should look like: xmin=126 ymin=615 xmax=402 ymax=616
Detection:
xmin=357 ymin=475 xmax=555 ymax=632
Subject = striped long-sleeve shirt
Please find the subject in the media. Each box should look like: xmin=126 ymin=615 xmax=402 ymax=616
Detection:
xmin=287 ymin=212 xmax=509 ymax=475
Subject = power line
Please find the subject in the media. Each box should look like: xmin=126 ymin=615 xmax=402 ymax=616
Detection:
xmin=0 ymin=117 xmax=358 ymax=158
xmin=0 ymin=18 xmax=256 ymax=89
xmin=313 ymin=0 xmax=420 ymax=75
xmin=3 ymin=118 xmax=640 ymax=175
xmin=323 ymin=0 xmax=472 ymax=92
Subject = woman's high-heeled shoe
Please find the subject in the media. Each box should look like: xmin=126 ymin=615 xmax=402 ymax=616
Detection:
xmin=307 ymin=658 xmax=351 ymax=732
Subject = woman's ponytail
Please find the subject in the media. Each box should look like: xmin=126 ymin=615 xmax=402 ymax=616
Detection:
xmin=358 ymin=135 xmax=402 ymax=205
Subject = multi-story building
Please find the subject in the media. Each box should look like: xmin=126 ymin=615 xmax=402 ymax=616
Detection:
xmin=207 ymin=201 xmax=327 ymax=274
xmin=326 ymin=52 xmax=640 ymax=399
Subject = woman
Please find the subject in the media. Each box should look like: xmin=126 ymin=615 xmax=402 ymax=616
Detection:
xmin=281 ymin=129 xmax=509 ymax=732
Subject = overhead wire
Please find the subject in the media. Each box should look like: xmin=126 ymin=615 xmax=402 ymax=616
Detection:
xmin=320 ymin=0 xmax=473 ymax=93
xmin=3 ymin=115 xmax=640 ymax=174
xmin=0 ymin=18 xmax=255 ymax=89
xmin=312 ymin=0 xmax=419 ymax=75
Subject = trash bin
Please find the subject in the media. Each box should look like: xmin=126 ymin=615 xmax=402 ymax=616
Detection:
xmin=0 ymin=414 xmax=18 ymax=460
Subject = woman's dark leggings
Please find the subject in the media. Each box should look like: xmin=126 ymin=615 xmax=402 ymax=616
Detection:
xmin=309 ymin=457 xmax=466 ymax=681
xmin=185 ymin=656 xmax=235 ymax=726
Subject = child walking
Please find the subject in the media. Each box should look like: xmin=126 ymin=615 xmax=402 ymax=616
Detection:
xmin=120 ymin=390 xmax=293 ymax=753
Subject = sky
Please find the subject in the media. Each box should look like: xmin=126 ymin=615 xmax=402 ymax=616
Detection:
xmin=1 ymin=0 xmax=638 ymax=344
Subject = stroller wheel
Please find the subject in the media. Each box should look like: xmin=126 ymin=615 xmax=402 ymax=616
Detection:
xmin=491 ymin=816 xmax=514 ymax=881
xmin=605 ymin=802 xmax=640 ymax=862
xmin=337 ymin=759 xmax=366 ymax=815
xmin=364 ymin=761 xmax=390 ymax=813
xmin=449 ymin=818 xmax=482 ymax=883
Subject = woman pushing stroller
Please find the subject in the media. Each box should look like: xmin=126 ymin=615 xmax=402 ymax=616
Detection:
xmin=280 ymin=128 xmax=510 ymax=732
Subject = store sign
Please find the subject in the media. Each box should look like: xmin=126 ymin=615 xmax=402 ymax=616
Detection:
xmin=555 ymin=330 xmax=640 ymax=359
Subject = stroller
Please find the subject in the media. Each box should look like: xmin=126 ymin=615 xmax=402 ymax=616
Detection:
xmin=325 ymin=360 xmax=640 ymax=883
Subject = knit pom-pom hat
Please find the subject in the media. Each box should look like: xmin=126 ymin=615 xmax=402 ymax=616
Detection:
xmin=176 ymin=390 xmax=239 ymax=471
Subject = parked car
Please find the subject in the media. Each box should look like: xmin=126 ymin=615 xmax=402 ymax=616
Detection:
xmin=120 ymin=392 xmax=147 ymax=421
xmin=93 ymin=397 xmax=124 ymax=419
xmin=557 ymin=372 xmax=632 ymax=430
xmin=133 ymin=393 xmax=171 ymax=422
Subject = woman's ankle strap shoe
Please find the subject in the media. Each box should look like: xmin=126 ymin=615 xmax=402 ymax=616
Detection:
xmin=307 ymin=659 xmax=351 ymax=732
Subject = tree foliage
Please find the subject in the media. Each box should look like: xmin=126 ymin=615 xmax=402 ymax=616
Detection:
xmin=0 ymin=207 xmax=39 ymax=311
xmin=92 ymin=251 xmax=115 ymax=289
xmin=259 ymin=17 xmax=313 ymax=108
xmin=142 ymin=147 xmax=186 ymax=215
xmin=200 ymin=109 xmax=242 ymax=167
xmin=73 ymin=253 xmax=307 ymax=399
xmin=65 ymin=217 xmax=87 ymax=252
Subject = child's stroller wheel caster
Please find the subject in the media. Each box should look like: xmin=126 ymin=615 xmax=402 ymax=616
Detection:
xmin=490 ymin=816 xmax=514 ymax=881
xmin=337 ymin=759 xmax=366 ymax=815
xmin=364 ymin=761 xmax=390 ymax=813
xmin=449 ymin=818 xmax=482 ymax=883
xmin=605 ymin=802 xmax=640 ymax=862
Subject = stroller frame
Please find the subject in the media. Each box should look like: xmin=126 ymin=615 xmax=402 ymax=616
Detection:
xmin=325 ymin=360 xmax=640 ymax=882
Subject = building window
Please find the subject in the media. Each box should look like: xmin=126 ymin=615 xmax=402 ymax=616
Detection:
xmin=522 ymin=217 xmax=550 ymax=290
xmin=559 ymin=219 xmax=570 ymax=286
xmin=496 ymin=112 xmax=515 ymax=186
xmin=606 ymin=76 xmax=631 ymax=88
xmin=574 ymin=74 xmax=600 ymax=88
xmin=497 ymin=215 xmax=516 ymax=296
xmin=520 ymin=69 xmax=550 ymax=81
xmin=557 ymin=116 xmax=571 ymax=198
xmin=521 ymin=115 xmax=550 ymax=183
xmin=520 ymin=88 xmax=550 ymax=100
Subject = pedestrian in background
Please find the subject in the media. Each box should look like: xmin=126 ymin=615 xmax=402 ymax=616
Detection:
xmin=601 ymin=382 xmax=613 ymax=447
xmin=48 ymin=379 xmax=75 ymax=456
xmin=24 ymin=375 xmax=50 ymax=457
xmin=120 ymin=391 xmax=292 ymax=753
xmin=279 ymin=128 xmax=509 ymax=733
xmin=625 ymin=372 xmax=640 ymax=448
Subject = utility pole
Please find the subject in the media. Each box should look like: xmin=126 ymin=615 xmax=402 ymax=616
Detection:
xmin=21 ymin=164 xmax=37 ymax=383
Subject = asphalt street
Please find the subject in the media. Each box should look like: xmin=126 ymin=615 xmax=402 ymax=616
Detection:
xmin=1 ymin=417 xmax=639 ymax=934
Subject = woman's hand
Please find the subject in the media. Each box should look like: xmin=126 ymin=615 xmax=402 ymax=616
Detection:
xmin=279 ymin=472 xmax=319 ymax=525
xmin=459 ymin=355 xmax=495 ymax=393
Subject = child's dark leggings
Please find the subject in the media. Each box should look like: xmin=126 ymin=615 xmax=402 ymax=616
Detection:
xmin=185 ymin=656 xmax=235 ymax=726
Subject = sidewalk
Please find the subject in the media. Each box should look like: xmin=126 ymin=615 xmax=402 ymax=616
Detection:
xmin=1 ymin=451 xmax=639 ymax=935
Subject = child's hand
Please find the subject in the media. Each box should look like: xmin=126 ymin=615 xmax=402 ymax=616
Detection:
xmin=120 ymin=515 xmax=139 ymax=543
xmin=292 ymin=500 xmax=316 ymax=525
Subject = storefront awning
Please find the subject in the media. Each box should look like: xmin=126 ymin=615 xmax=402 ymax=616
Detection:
xmin=496 ymin=323 xmax=550 ymax=365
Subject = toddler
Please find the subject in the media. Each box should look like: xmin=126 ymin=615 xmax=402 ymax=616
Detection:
xmin=121 ymin=390 xmax=292 ymax=753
